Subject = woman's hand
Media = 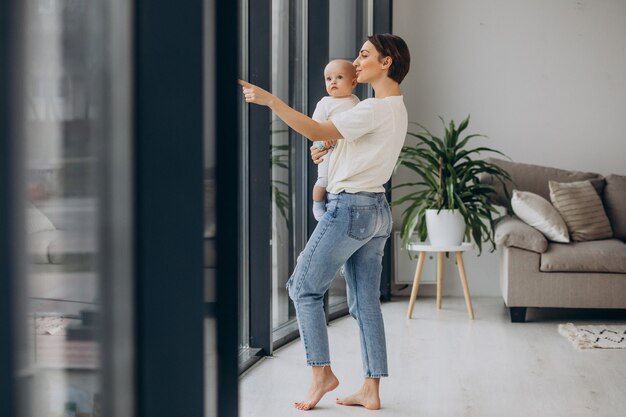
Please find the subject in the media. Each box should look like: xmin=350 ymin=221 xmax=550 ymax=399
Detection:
xmin=238 ymin=80 xmax=343 ymax=142
xmin=238 ymin=80 xmax=275 ymax=107
xmin=310 ymin=145 xmax=329 ymax=165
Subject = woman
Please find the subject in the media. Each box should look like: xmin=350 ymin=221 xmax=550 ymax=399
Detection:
xmin=240 ymin=33 xmax=410 ymax=411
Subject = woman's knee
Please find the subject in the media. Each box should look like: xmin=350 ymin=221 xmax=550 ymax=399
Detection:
xmin=348 ymin=298 xmax=381 ymax=319
xmin=290 ymin=290 xmax=324 ymax=308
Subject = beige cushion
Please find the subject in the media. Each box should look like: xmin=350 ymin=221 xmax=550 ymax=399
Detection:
xmin=495 ymin=215 xmax=548 ymax=253
xmin=540 ymin=239 xmax=626 ymax=273
xmin=603 ymin=174 xmax=626 ymax=241
xmin=511 ymin=190 xmax=569 ymax=242
xmin=549 ymin=180 xmax=613 ymax=242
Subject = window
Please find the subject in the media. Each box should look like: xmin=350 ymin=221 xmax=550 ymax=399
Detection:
xmin=3 ymin=2 xmax=239 ymax=416
xmin=270 ymin=0 xmax=307 ymax=341
xmin=237 ymin=0 xmax=389 ymax=372
xmin=20 ymin=2 xmax=110 ymax=415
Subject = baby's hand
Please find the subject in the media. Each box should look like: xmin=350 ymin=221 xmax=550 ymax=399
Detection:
xmin=310 ymin=145 xmax=328 ymax=164
xmin=323 ymin=139 xmax=337 ymax=149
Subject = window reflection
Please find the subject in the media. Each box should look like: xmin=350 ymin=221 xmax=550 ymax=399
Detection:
xmin=22 ymin=1 xmax=103 ymax=416
xmin=270 ymin=0 xmax=297 ymax=331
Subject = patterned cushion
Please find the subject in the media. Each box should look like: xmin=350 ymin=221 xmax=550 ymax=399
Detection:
xmin=549 ymin=180 xmax=612 ymax=242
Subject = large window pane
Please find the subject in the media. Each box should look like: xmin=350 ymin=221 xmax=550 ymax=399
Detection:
xmin=270 ymin=0 xmax=303 ymax=335
xmin=327 ymin=0 xmax=374 ymax=315
xmin=20 ymin=2 xmax=105 ymax=416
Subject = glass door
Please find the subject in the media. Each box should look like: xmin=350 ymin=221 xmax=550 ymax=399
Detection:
xmin=270 ymin=0 xmax=307 ymax=341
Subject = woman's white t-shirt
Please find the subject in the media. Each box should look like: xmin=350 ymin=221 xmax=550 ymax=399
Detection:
xmin=327 ymin=96 xmax=408 ymax=194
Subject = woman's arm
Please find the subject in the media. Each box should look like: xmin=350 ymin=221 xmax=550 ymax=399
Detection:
xmin=239 ymin=80 xmax=342 ymax=141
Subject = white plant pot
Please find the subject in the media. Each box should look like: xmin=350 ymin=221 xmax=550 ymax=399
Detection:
xmin=425 ymin=209 xmax=466 ymax=247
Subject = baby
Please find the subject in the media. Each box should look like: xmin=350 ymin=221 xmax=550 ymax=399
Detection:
xmin=311 ymin=59 xmax=360 ymax=220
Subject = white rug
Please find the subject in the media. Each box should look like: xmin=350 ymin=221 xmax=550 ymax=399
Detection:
xmin=34 ymin=316 xmax=71 ymax=335
xmin=559 ymin=323 xmax=626 ymax=350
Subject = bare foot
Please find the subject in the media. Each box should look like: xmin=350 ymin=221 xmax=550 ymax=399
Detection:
xmin=294 ymin=366 xmax=339 ymax=411
xmin=336 ymin=380 xmax=381 ymax=410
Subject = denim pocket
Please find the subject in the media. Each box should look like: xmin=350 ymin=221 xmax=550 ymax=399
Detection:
xmin=348 ymin=205 xmax=377 ymax=240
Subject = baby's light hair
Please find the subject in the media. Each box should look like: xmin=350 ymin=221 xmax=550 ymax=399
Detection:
xmin=325 ymin=59 xmax=357 ymax=78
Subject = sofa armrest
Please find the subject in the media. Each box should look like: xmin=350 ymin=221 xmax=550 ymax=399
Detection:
xmin=495 ymin=215 xmax=548 ymax=253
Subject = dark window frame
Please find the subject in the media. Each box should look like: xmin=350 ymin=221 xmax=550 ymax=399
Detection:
xmin=134 ymin=1 xmax=207 ymax=416
xmin=247 ymin=0 xmax=273 ymax=359
xmin=215 ymin=2 xmax=241 ymax=416
xmin=0 ymin=1 xmax=22 ymax=416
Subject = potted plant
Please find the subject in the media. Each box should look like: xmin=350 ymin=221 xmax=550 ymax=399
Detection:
xmin=392 ymin=115 xmax=512 ymax=254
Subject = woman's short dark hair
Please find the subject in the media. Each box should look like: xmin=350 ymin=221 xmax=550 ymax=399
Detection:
xmin=367 ymin=33 xmax=410 ymax=84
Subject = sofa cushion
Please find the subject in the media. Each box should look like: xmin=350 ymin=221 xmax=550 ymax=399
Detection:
xmin=511 ymin=190 xmax=569 ymax=242
xmin=479 ymin=158 xmax=605 ymax=207
xmin=540 ymin=239 xmax=626 ymax=273
xmin=29 ymin=230 xmax=95 ymax=265
xmin=27 ymin=201 xmax=56 ymax=235
xmin=495 ymin=215 xmax=548 ymax=253
xmin=28 ymin=230 xmax=58 ymax=264
xmin=549 ymin=180 xmax=612 ymax=242
xmin=47 ymin=232 xmax=96 ymax=265
xmin=603 ymin=174 xmax=626 ymax=241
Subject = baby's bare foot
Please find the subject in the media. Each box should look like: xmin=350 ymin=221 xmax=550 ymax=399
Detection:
xmin=294 ymin=369 xmax=339 ymax=411
xmin=336 ymin=386 xmax=381 ymax=410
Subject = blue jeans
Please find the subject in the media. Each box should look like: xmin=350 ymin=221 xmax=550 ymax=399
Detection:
xmin=286 ymin=191 xmax=392 ymax=378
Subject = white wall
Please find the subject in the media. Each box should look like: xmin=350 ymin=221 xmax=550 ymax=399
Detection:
xmin=392 ymin=0 xmax=626 ymax=296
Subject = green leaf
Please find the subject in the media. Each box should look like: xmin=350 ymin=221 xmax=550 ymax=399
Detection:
xmin=392 ymin=115 xmax=513 ymax=255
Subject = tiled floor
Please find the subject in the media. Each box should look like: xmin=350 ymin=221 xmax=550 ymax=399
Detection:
xmin=240 ymin=296 xmax=626 ymax=417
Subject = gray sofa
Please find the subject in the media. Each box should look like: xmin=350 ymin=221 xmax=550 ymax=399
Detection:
xmin=481 ymin=158 xmax=626 ymax=322
xmin=26 ymin=199 xmax=98 ymax=316
xmin=27 ymin=199 xmax=96 ymax=270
